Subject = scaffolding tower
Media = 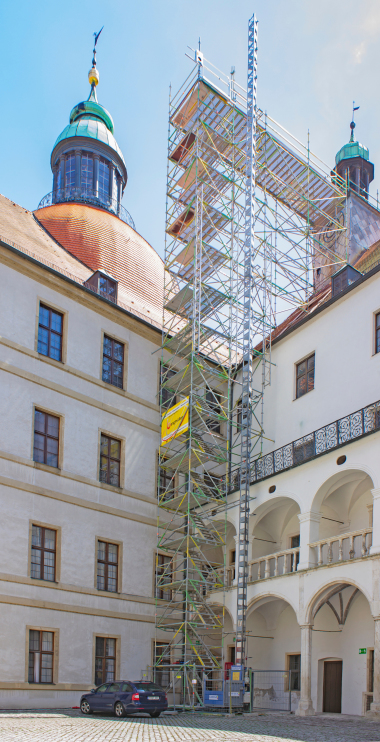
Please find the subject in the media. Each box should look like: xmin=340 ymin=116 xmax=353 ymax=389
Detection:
xmin=155 ymin=14 xmax=348 ymax=705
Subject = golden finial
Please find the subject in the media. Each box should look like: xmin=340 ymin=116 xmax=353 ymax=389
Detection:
xmin=88 ymin=27 xmax=103 ymax=88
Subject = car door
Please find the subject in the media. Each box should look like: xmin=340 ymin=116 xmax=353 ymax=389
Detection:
xmin=101 ymin=682 xmax=120 ymax=711
xmin=120 ymin=682 xmax=134 ymax=710
xmin=90 ymin=683 xmax=110 ymax=710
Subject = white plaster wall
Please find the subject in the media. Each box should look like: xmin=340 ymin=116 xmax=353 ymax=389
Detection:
xmin=0 ymin=262 xmax=161 ymax=707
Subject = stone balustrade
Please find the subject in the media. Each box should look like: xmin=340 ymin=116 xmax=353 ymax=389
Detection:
xmin=248 ymin=547 xmax=300 ymax=581
xmin=310 ymin=528 xmax=372 ymax=566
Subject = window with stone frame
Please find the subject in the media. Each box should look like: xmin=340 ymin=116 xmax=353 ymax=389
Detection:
xmin=99 ymin=434 xmax=121 ymax=487
xmin=31 ymin=525 xmax=56 ymax=582
xmin=376 ymin=313 xmax=380 ymax=354
xmin=28 ymin=630 xmax=54 ymax=684
xmin=102 ymin=335 xmax=124 ymax=389
xmin=160 ymin=363 xmax=176 ymax=410
xmin=95 ymin=637 xmax=116 ymax=685
xmin=37 ymin=304 xmax=63 ymax=362
xmin=286 ymin=653 xmax=301 ymax=691
xmin=296 ymin=354 xmax=315 ymax=399
xmin=97 ymin=541 xmax=118 ymax=592
xmin=154 ymin=641 xmax=170 ymax=688
xmin=155 ymin=553 xmax=172 ymax=600
xmin=33 ymin=410 xmax=60 ymax=468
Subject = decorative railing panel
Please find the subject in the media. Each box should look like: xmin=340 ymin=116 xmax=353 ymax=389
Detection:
xmin=229 ymin=399 xmax=380 ymax=492
xmin=37 ymin=191 xmax=135 ymax=230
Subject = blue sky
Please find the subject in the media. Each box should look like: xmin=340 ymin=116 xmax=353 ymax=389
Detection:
xmin=1 ymin=0 xmax=380 ymax=257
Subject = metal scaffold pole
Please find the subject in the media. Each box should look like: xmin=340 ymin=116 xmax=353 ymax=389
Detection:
xmin=235 ymin=12 xmax=258 ymax=670
xmin=154 ymin=11 xmax=348 ymax=707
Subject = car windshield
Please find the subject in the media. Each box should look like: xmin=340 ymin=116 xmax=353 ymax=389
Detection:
xmin=133 ymin=682 xmax=163 ymax=691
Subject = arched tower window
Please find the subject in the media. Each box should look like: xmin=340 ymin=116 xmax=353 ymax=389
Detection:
xmin=98 ymin=158 xmax=110 ymax=203
xmin=65 ymin=153 xmax=76 ymax=195
xmin=81 ymin=153 xmax=93 ymax=195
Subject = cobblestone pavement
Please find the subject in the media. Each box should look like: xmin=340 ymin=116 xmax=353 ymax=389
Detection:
xmin=1 ymin=709 xmax=380 ymax=742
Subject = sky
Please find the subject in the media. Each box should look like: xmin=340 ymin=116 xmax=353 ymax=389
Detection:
xmin=1 ymin=0 xmax=380 ymax=258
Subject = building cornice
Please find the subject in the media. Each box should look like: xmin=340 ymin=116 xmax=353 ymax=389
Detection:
xmin=0 ymin=240 xmax=162 ymax=345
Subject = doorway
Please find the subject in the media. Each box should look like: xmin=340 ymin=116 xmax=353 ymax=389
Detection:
xmin=323 ymin=660 xmax=342 ymax=713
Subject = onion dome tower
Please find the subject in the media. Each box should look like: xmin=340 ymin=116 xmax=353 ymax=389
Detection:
xmin=34 ymin=32 xmax=164 ymax=327
xmin=334 ymin=109 xmax=374 ymax=200
xmin=38 ymin=29 xmax=132 ymax=226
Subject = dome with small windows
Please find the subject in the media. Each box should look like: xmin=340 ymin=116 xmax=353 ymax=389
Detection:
xmin=34 ymin=39 xmax=164 ymax=330
xmin=38 ymin=58 xmax=128 ymax=222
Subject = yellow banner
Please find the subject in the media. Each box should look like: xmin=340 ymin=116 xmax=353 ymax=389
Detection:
xmin=161 ymin=397 xmax=189 ymax=445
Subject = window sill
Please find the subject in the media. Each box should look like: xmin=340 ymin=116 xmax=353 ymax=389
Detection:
xmin=293 ymin=388 xmax=315 ymax=402
xmin=33 ymin=462 xmax=61 ymax=474
xmin=96 ymin=588 xmax=120 ymax=595
xmin=99 ymin=481 xmax=122 ymax=493
xmin=37 ymin=351 xmax=63 ymax=365
xmin=30 ymin=577 xmax=59 ymax=586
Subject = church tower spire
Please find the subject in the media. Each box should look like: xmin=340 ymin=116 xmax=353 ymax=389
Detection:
xmin=334 ymin=105 xmax=374 ymax=200
xmin=38 ymin=29 xmax=130 ymax=224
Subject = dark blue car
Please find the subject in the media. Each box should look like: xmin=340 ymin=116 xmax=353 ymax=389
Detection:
xmin=80 ymin=680 xmax=168 ymax=718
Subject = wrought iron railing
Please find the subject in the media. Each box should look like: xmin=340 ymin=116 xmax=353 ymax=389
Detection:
xmin=37 ymin=190 xmax=135 ymax=230
xmin=229 ymin=399 xmax=380 ymax=492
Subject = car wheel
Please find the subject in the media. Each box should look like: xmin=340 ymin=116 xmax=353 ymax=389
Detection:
xmin=114 ymin=701 xmax=126 ymax=718
xmin=80 ymin=700 xmax=92 ymax=715
xmin=150 ymin=711 xmax=161 ymax=718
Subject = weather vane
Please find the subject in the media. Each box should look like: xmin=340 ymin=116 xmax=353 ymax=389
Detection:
xmin=92 ymin=27 xmax=104 ymax=68
xmin=88 ymin=27 xmax=103 ymax=92
xmin=350 ymin=101 xmax=360 ymax=142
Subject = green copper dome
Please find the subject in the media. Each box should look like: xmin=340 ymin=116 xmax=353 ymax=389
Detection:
xmin=52 ymin=86 xmax=125 ymax=166
xmin=335 ymin=140 xmax=369 ymax=166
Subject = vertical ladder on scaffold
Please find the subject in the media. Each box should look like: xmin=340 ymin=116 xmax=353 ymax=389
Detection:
xmin=235 ymin=12 xmax=259 ymax=671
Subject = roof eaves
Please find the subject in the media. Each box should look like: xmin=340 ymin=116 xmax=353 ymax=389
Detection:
xmin=0 ymin=238 xmax=162 ymax=336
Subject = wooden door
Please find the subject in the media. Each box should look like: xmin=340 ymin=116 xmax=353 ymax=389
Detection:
xmin=323 ymin=661 xmax=342 ymax=713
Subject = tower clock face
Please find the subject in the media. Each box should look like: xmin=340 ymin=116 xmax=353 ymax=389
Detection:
xmin=320 ymin=209 xmax=345 ymax=246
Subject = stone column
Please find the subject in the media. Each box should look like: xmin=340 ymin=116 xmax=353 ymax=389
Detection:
xmin=368 ymin=618 xmax=380 ymax=717
xmin=296 ymin=624 xmax=315 ymax=716
xmin=370 ymin=488 xmax=380 ymax=556
xmin=297 ymin=511 xmax=321 ymax=570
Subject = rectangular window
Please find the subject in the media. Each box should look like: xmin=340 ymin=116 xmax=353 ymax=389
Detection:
xmin=33 ymin=410 xmax=59 ymax=468
xmin=97 ymin=541 xmax=118 ymax=592
xmin=288 ymin=654 xmax=301 ymax=691
xmin=37 ymin=304 xmax=63 ymax=361
xmin=98 ymin=159 xmax=110 ymax=202
xmin=31 ymin=525 xmax=56 ymax=581
xmin=376 ymin=314 xmax=380 ymax=354
xmin=99 ymin=434 xmax=121 ymax=487
xmin=102 ymin=335 xmax=124 ymax=389
xmin=296 ymin=354 xmax=315 ymax=399
xmin=81 ymin=153 xmax=93 ymax=193
xmin=158 ymin=458 xmax=175 ymax=501
xmin=95 ymin=637 xmax=116 ymax=685
xmin=154 ymin=642 xmax=170 ymax=688
xmin=160 ymin=364 xmax=176 ymax=410
xmin=155 ymin=554 xmax=172 ymax=600
xmin=65 ymin=153 xmax=76 ymax=193
xmin=28 ymin=630 xmax=54 ymax=684
xmin=99 ymin=275 xmax=117 ymax=301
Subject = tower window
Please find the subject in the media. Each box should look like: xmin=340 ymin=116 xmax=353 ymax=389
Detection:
xmin=296 ymin=353 xmax=315 ymax=398
xmin=81 ymin=153 xmax=93 ymax=193
xmin=65 ymin=153 xmax=76 ymax=193
xmin=99 ymin=159 xmax=110 ymax=202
